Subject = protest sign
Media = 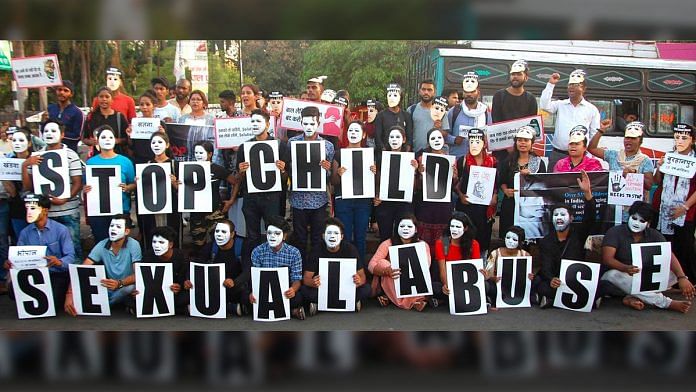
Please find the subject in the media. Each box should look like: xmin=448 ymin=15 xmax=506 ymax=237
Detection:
xmin=608 ymin=171 xmax=645 ymax=206
xmin=318 ymin=258 xmax=357 ymax=312
xmin=12 ymin=54 xmax=62 ymax=88
xmin=446 ymin=259 xmax=487 ymax=315
xmin=340 ymin=148 xmax=375 ymax=199
xmin=279 ymin=98 xmax=343 ymax=137
xmin=291 ymin=140 xmax=326 ymax=192
xmin=466 ymin=166 xmax=497 ymax=205
xmin=178 ymin=162 xmax=212 ymax=213
xmin=214 ymin=116 xmax=276 ymax=149
xmin=486 ymin=115 xmax=544 ymax=152
xmin=553 ymin=260 xmax=600 ymax=313
xmin=9 ymin=246 xmax=47 ymax=270
xmin=658 ymin=152 xmax=696 ymax=178
xmin=136 ymin=163 xmax=172 ymax=215
xmin=68 ymin=264 xmax=111 ymax=316
xmin=189 ymin=262 xmax=226 ymax=319
xmin=0 ymin=157 xmax=23 ymax=180
xmin=85 ymin=165 xmax=123 ymax=216
xmin=422 ymin=153 xmax=455 ymax=203
xmin=495 ymin=256 xmax=532 ymax=308
xmin=130 ymin=118 xmax=161 ymax=140
xmin=32 ymin=149 xmax=70 ymax=199
xmin=631 ymin=242 xmax=671 ymax=295
xmin=379 ymin=151 xmax=415 ymax=203
xmin=10 ymin=267 xmax=55 ymax=319
xmin=252 ymin=267 xmax=290 ymax=322
xmin=388 ymin=242 xmax=432 ymax=298
xmin=135 ymin=263 xmax=175 ymax=318
xmin=244 ymin=140 xmax=282 ymax=193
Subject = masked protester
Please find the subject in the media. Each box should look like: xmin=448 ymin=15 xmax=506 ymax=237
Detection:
xmin=447 ymin=72 xmax=492 ymax=159
xmin=552 ymin=125 xmax=603 ymax=173
xmin=3 ymin=128 xmax=34 ymax=251
xmin=90 ymin=67 xmax=136 ymax=122
xmin=364 ymin=99 xmax=383 ymax=149
xmin=83 ymin=86 xmax=130 ymax=157
xmin=482 ymin=225 xmax=535 ymax=309
xmin=267 ymin=91 xmax=288 ymax=141
xmin=300 ymin=217 xmax=371 ymax=316
xmin=374 ymin=83 xmax=414 ymax=153
xmin=125 ymin=90 xmax=167 ymax=164
xmin=47 ymin=80 xmax=84 ymax=153
xmin=407 ymin=80 xmax=451 ymax=153
xmin=600 ymin=201 xmax=695 ymax=313
xmin=83 ymin=125 xmax=136 ymax=243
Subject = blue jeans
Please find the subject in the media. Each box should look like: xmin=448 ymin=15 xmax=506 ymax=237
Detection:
xmin=52 ymin=212 xmax=82 ymax=261
xmin=334 ymin=197 xmax=372 ymax=264
xmin=0 ymin=201 xmax=9 ymax=281
xmin=108 ymin=285 xmax=135 ymax=306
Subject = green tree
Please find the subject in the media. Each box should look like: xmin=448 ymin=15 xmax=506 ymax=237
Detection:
xmin=241 ymin=40 xmax=309 ymax=96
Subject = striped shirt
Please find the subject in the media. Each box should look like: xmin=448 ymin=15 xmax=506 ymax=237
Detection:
xmin=28 ymin=144 xmax=84 ymax=217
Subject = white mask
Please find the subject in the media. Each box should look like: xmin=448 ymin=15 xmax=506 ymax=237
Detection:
xmin=324 ymin=225 xmax=342 ymax=249
xmin=388 ymin=129 xmax=404 ymax=150
xmin=98 ymin=129 xmax=116 ymax=151
xmin=367 ymin=106 xmax=378 ymax=123
xmin=151 ymin=235 xmax=170 ymax=257
xmin=449 ymin=219 xmax=465 ymax=239
xmin=25 ymin=203 xmax=42 ymax=223
xmin=194 ymin=145 xmax=208 ymax=162
xmin=504 ymin=231 xmax=519 ymax=249
xmin=552 ymin=208 xmax=571 ymax=232
xmin=387 ymin=91 xmax=401 ymax=108
xmin=106 ymin=74 xmax=121 ymax=91
xmin=397 ymin=219 xmax=417 ymax=240
xmin=108 ymin=219 xmax=127 ymax=242
xmin=628 ymin=214 xmax=648 ymax=233
xmin=11 ymin=132 xmax=29 ymax=153
xmin=42 ymin=122 xmax=61 ymax=144
xmin=250 ymin=114 xmax=266 ymax=136
xmin=347 ymin=123 xmax=363 ymax=144
xmin=430 ymin=103 xmax=447 ymax=122
xmin=214 ymin=223 xmax=232 ymax=246
xmin=150 ymin=135 xmax=167 ymax=156
xmin=266 ymin=225 xmax=284 ymax=248
xmin=428 ymin=131 xmax=445 ymax=151
xmin=301 ymin=116 xmax=319 ymax=137
xmin=469 ymin=137 xmax=484 ymax=156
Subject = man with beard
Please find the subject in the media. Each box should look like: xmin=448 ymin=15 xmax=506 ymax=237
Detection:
xmin=47 ymin=80 xmax=84 ymax=153
xmin=407 ymin=79 xmax=450 ymax=153
xmin=168 ymin=78 xmax=192 ymax=117
xmin=217 ymin=90 xmax=238 ymax=118
xmin=447 ymin=72 xmax=492 ymax=158
xmin=374 ymin=83 xmax=413 ymax=152
xmin=491 ymin=60 xmax=538 ymax=162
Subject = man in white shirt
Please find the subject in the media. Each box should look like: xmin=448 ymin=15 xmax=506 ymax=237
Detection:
xmin=540 ymin=69 xmax=601 ymax=170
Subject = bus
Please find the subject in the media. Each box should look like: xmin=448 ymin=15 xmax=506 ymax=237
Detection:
xmin=408 ymin=41 xmax=696 ymax=158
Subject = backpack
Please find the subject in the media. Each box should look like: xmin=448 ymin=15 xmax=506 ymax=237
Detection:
xmin=449 ymin=104 xmax=463 ymax=131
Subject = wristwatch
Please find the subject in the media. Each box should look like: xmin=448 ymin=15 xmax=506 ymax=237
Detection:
xmin=118 ymin=279 xmax=124 ymax=289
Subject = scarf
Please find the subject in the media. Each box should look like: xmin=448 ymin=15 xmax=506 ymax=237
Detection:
xmin=659 ymin=150 xmax=694 ymax=234
xmin=461 ymin=102 xmax=488 ymax=128
xmin=618 ymin=149 xmax=649 ymax=172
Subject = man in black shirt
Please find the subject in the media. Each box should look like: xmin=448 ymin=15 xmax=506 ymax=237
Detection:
xmin=374 ymin=83 xmax=414 ymax=152
xmin=300 ymin=217 xmax=371 ymax=316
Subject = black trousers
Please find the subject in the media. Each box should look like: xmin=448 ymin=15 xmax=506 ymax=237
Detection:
xmin=375 ymin=201 xmax=413 ymax=241
xmin=243 ymin=193 xmax=281 ymax=246
xmin=292 ymin=205 xmax=328 ymax=261
xmin=666 ymin=222 xmax=696 ymax=282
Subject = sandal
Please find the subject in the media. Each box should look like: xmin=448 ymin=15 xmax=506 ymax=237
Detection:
xmin=377 ymin=295 xmax=390 ymax=307
xmin=413 ymin=300 xmax=427 ymax=312
xmin=292 ymin=307 xmax=306 ymax=320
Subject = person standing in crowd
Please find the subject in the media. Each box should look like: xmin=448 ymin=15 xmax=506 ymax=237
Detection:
xmin=151 ymin=76 xmax=180 ymax=123
xmin=4 ymin=194 xmax=75 ymax=310
xmin=552 ymin=125 xmax=603 ymax=173
xmin=483 ymin=225 xmax=534 ymax=309
xmin=218 ymin=90 xmax=239 ymax=118
xmin=454 ymin=128 xmax=497 ymax=258
xmin=301 ymin=217 xmax=371 ymax=315
xmin=408 ymin=79 xmax=451 ymax=153
xmin=434 ymin=212 xmax=480 ymax=307
xmin=491 ymin=60 xmax=538 ymax=163
xmin=249 ymin=215 xmax=306 ymax=320
xmin=331 ymin=121 xmax=376 ymax=264
xmin=540 ymin=69 xmax=601 ymax=170
xmin=83 ymin=125 xmax=136 ymax=243
xmin=64 ymin=214 xmax=142 ymax=316
xmin=374 ymin=83 xmax=413 ymax=153
xmin=180 ymin=90 xmax=218 ymax=164
xmin=47 ymin=80 xmax=84 ymax=153
xmin=189 ymin=219 xmax=251 ymax=316
xmin=447 ymin=72 xmax=491 ymax=159
xmin=91 ymin=67 xmax=136 ymax=122
xmin=363 ymin=99 xmax=382 ymax=148
xmin=498 ymin=126 xmax=547 ymax=237
xmin=267 ymin=91 xmax=286 ymax=140
xmin=443 ymin=88 xmax=460 ymax=110
xmin=368 ymin=213 xmax=431 ymax=311
xmin=126 ymin=90 xmax=166 ymax=165
xmin=239 ymin=84 xmax=262 ymax=116
xmin=654 ymin=123 xmax=696 ymax=282
xmin=83 ymin=87 xmax=130 ymax=157
xmin=288 ymin=106 xmax=335 ymax=259
xmin=335 ymin=95 xmax=353 ymax=148
xmin=600 ymin=201 xmax=694 ymax=313
xmin=21 ymin=119 xmax=84 ymax=260
xmin=168 ymin=78 xmax=192 ymax=118
xmin=3 ymin=128 xmax=34 ymax=245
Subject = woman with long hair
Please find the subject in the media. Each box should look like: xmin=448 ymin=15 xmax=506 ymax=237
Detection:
xmin=83 ymin=86 xmax=129 ymax=157
xmin=126 ymin=90 xmax=166 ymax=165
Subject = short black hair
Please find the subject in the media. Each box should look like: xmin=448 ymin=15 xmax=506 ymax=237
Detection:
xmin=266 ymin=215 xmax=291 ymax=234
xmin=152 ymin=226 xmax=177 ymax=243
xmin=194 ymin=140 xmax=214 ymax=155
xmin=219 ymin=90 xmax=236 ymax=100
xmin=503 ymin=225 xmax=526 ymax=247
xmin=250 ymin=109 xmax=270 ymax=123
xmin=94 ymin=124 xmax=115 ymax=139
xmin=300 ymin=106 xmax=320 ymax=119
xmin=443 ymin=88 xmax=459 ymax=97
xmin=111 ymin=213 xmax=133 ymax=229
xmin=325 ymin=217 xmax=345 ymax=234
xmin=628 ymin=201 xmax=655 ymax=223
xmin=214 ymin=219 xmax=236 ymax=233
xmin=550 ymin=203 xmax=573 ymax=216
xmin=44 ymin=118 xmax=65 ymax=133
xmin=419 ymin=79 xmax=435 ymax=88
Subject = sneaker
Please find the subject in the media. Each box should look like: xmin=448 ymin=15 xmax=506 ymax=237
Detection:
xmin=235 ymin=303 xmax=243 ymax=317
xmin=593 ymin=297 xmax=603 ymax=309
xmin=239 ymin=303 xmax=250 ymax=316
xmin=227 ymin=302 xmax=238 ymax=316
xmin=539 ymin=296 xmax=552 ymax=309
xmin=292 ymin=307 xmax=306 ymax=320
xmin=355 ymin=300 xmax=362 ymax=312
xmin=308 ymin=302 xmax=318 ymax=317
xmin=125 ymin=305 xmax=136 ymax=316
xmin=428 ymin=297 xmax=439 ymax=309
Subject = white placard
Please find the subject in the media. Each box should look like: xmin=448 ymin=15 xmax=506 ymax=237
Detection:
xmin=68 ymin=264 xmax=111 ymax=316
xmin=608 ymin=171 xmax=644 ymax=206
xmin=251 ymin=267 xmax=291 ymax=322
xmin=553 ymin=259 xmax=600 ymax=313
xmin=130 ymin=117 xmax=161 ymax=140
xmin=494 ymin=256 xmax=532 ymax=308
xmin=189 ymin=262 xmax=227 ymax=319
xmin=318 ymin=258 xmax=357 ymax=312
xmin=388 ymin=242 xmax=432 ymax=298
xmin=136 ymin=163 xmax=173 ymax=215
xmin=135 ymin=263 xmax=175 ymax=318
xmin=291 ymin=140 xmax=327 ymax=192
xmin=12 ymin=54 xmax=62 ymax=88
xmin=279 ymin=98 xmax=343 ymax=137
xmin=244 ymin=140 xmax=282 ymax=193
xmin=85 ymin=165 xmax=123 ymax=216
xmin=446 ymin=259 xmax=487 ymax=315
xmin=630 ymin=242 xmax=672 ymax=294
xmin=379 ymin=151 xmax=415 ymax=203
xmin=0 ymin=157 xmax=24 ymax=180
xmin=177 ymin=161 xmax=212 ymax=213
xmin=9 ymin=246 xmax=47 ymax=270
xmin=421 ymin=153 xmax=455 ymax=203
xmin=659 ymin=152 xmax=696 ymax=178
xmin=486 ymin=115 xmax=544 ymax=151
xmin=466 ymin=165 xmax=497 ymax=205
xmin=31 ymin=149 xmax=70 ymax=199
xmin=10 ymin=267 xmax=56 ymax=319
xmin=340 ymin=148 xmax=375 ymax=199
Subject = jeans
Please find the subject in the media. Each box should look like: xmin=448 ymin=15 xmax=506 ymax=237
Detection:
xmin=52 ymin=212 xmax=82 ymax=261
xmin=334 ymin=197 xmax=372 ymax=264
xmin=292 ymin=205 xmax=328 ymax=262
xmin=108 ymin=285 xmax=135 ymax=306
xmin=0 ymin=201 xmax=9 ymax=281
xmin=242 ymin=193 xmax=280 ymax=246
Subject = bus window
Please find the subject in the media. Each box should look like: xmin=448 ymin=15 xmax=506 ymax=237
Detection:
xmin=590 ymin=99 xmax=613 ymax=123
xmin=613 ymin=98 xmax=641 ymax=133
xmin=536 ymin=97 xmax=556 ymax=131
xmin=649 ymin=101 xmax=695 ymax=135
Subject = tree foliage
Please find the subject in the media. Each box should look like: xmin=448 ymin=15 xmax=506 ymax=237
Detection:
xmin=240 ymin=40 xmax=309 ymax=96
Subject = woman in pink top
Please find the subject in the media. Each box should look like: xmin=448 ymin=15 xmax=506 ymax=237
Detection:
xmin=369 ymin=213 xmax=431 ymax=311
xmin=553 ymin=125 xmax=604 ymax=173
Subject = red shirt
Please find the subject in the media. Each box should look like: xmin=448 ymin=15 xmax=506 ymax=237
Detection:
xmin=434 ymin=239 xmax=481 ymax=261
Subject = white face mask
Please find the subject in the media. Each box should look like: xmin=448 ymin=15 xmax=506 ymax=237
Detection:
xmin=11 ymin=132 xmax=29 ymax=153
xmin=628 ymin=214 xmax=649 ymax=233
xmin=462 ymin=77 xmax=478 ymax=93
xmin=266 ymin=225 xmax=284 ymax=248
xmin=214 ymin=223 xmax=232 ymax=246
xmin=552 ymin=208 xmax=571 ymax=232
xmin=324 ymin=225 xmax=342 ymax=249
xmin=98 ymin=129 xmax=116 ymax=151
xmin=388 ymin=129 xmax=404 ymax=150
xmin=449 ymin=219 xmax=465 ymax=239
xmin=387 ymin=91 xmax=401 ymax=108
xmin=397 ymin=219 xmax=417 ymax=240
xmin=25 ymin=203 xmax=42 ymax=223
xmin=250 ymin=114 xmax=266 ymax=136
xmin=367 ymin=107 xmax=378 ymax=123
xmin=346 ymin=123 xmax=363 ymax=144
xmin=150 ymin=136 xmax=167 ymax=156
xmin=151 ymin=235 xmax=170 ymax=257
xmin=42 ymin=122 xmax=61 ymax=144
xmin=106 ymin=74 xmax=121 ymax=91
xmin=194 ymin=145 xmax=208 ymax=162
xmin=469 ymin=137 xmax=484 ymax=156
xmin=108 ymin=219 xmax=127 ymax=242
xmin=428 ymin=131 xmax=445 ymax=151
xmin=430 ymin=103 xmax=447 ymax=122
xmin=301 ymin=116 xmax=319 ymax=137
xmin=504 ymin=231 xmax=519 ymax=249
